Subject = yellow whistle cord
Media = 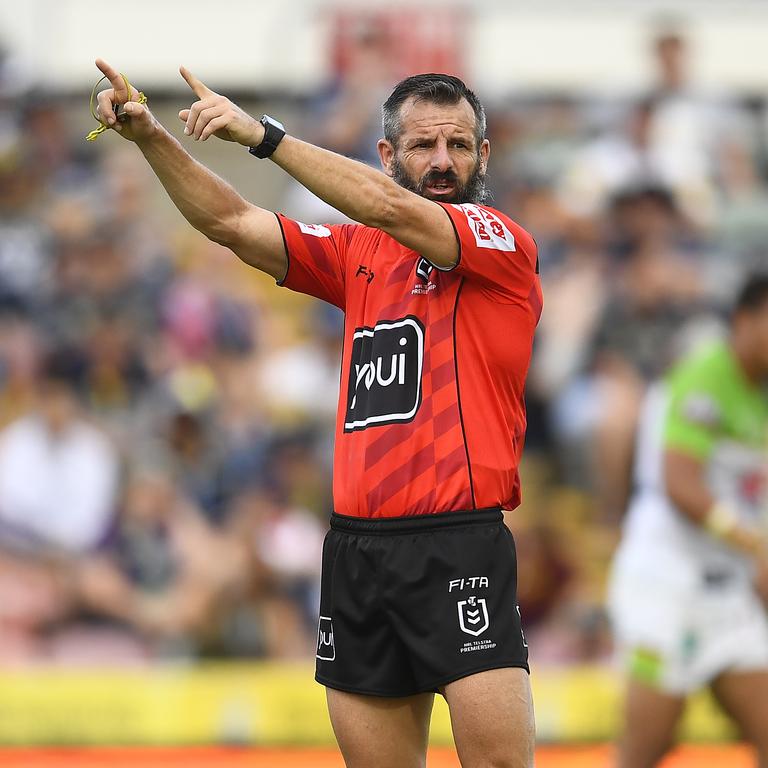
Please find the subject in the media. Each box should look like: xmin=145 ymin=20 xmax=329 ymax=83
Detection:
xmin=85 ymin=72 xmax=147 ymax=141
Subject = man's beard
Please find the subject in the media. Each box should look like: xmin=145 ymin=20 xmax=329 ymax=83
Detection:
xmin=391 ymin=155 xmax=491 ymax=205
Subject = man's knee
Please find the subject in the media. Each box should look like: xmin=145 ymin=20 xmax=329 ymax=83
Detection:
xmin=446 ymin=667 xmax=534 ymax=768
xmin=460 ymin=748 xmax=532 ymax=768
xmin=617 ymin=738 xmax=673 ymax=768
xmin=458 ymin=724 xmax=534 ymax=768
xmin=491 ymin=755 xmax=532 ymax=768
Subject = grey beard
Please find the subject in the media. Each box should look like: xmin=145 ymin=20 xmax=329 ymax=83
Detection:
xmin=390 ymin=156 xmax=491 ymax=206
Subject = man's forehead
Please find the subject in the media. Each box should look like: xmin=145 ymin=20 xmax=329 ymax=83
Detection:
xmin=398 ymin=95 xmax=477 ymax=135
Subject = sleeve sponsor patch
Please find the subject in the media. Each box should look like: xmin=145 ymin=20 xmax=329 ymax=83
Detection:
xmin=452 ymin=204 xmax=516 ymax=252
xmin=680 ymin=393 xmax=721 ymax=427
xmin=297 ymin=222 xmax=332 ymax=238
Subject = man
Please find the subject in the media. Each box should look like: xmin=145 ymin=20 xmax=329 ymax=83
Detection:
xmin=0 ymin=346 xmax=118 ymax=555
xmin=0 ymin=346 xmax=118 ymax=657
xmin=93 ymin=58 xmax=540 ymax=767
xmin=608 ymin=274 xmax=768 ymax=767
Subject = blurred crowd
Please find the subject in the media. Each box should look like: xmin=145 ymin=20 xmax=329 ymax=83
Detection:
xmin=0 ymin=24 xmax=766 ymax=667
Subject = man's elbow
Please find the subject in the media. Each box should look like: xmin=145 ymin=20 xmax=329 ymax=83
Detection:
xmin=204 ymin=204 xmax=249 ymax=248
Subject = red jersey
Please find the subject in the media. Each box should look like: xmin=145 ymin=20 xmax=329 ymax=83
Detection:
xmin=276 ymin=203 xmax=542 ymax=518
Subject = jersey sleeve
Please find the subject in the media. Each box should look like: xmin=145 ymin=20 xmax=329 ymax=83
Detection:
xmin=433 ymin=203 xmax=539 ymax=302
xmin=276 ymin=214 xmax=357 ymax=310
xmin=662 ymin=372 xmax=722 ymax=459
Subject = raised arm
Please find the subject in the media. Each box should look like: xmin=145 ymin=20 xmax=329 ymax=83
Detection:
xmin=175 ymin=67 xmax=460 ymax=269
xmin=93 ymin=59 xmax=287 ymax=280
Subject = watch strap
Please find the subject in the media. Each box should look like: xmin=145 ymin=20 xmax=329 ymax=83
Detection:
xmin=249 ymin=115 xmax=285 ymax=159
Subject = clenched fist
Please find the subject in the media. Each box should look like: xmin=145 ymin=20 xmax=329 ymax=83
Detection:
xmin=94 ymin=58 xmax=158 ymax=143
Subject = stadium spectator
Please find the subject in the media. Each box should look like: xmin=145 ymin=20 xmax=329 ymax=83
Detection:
xmin=588 ymin=185 xmax=707 ymax=519
xmin=73 ymin=465 xmax=247 ymax=654
xmin=0 ymin=346 xmax=118 ymax=555
xmin=0 ymin=346 xmax=119 ymax=659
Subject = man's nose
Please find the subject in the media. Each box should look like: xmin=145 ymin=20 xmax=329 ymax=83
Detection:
xmin=429 ymin=140 xmax=454 ymax=172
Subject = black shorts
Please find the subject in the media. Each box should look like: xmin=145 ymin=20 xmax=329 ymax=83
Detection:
xmin=315 ymin=508 xmax=529 ymax=697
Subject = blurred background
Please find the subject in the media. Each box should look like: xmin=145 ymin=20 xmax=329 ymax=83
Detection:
xmin=0 ymin=0 xmax=766 ymax=763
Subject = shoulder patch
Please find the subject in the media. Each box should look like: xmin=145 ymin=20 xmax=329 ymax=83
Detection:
xmin=451 ymin=204 xmax=516 ymax=252
xmin=297 ymin=222 xmax=332 ymax=238
xmin=680 ymin=393 xmax=721 ymax=427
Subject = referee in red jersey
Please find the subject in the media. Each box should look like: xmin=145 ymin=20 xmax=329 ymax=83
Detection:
xmin=94 ymin=57 xmax=540 ymax=767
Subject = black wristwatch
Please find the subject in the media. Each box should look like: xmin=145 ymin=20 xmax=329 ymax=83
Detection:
xmin=248 ymin=114 xmax=286 ymax=159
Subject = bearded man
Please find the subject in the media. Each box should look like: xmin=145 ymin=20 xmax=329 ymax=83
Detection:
xmin=94 ymin=59 xmax=541 ymax=768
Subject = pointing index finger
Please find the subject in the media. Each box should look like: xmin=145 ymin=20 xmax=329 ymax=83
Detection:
xmin=95 ymin=58 xmax=130 ymax=103
xmin=179 ymin=66 xmax=212 ymax=98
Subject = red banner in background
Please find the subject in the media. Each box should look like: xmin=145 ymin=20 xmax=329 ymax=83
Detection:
xmin=330 ymin=7 xmax=467 ymax=82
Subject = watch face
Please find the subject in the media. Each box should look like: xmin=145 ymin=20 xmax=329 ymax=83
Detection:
xmin=262 ymin=115 xmax=285 ymax=132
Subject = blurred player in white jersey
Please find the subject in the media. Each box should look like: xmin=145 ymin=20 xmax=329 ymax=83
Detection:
xmin=608 ymin=273 xmax=768 ymax=767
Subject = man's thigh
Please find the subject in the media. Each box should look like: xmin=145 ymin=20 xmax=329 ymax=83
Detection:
xmin=442 ymin=667 xmax=534 ymax=768
xmin=711 ymin=668 xmax=768 ymax=755
xmin=616 ymin=677 xmax=686 ymax=768
xmin=326 ymin=687 xmax=434 ymax=768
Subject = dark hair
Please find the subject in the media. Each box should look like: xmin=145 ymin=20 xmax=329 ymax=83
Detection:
xmin=734 ymin=273 xmax=768 ymax=314
xmin=382 ymin=73 xmax=486 ymax=149
xmin=39 ymin=346 xmax=87 ymax=390
xmin=610 ymin=183 xmax=678 ymax=216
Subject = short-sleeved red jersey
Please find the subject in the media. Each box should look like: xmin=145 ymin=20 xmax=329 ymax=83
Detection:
xmin=276 ymin=203 xmax=542 ymax=518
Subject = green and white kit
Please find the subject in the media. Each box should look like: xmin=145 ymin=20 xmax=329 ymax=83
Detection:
xmin=608 ymin=340 xmax=768 ymax=693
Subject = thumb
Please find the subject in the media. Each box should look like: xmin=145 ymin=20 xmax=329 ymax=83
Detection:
xmin=123 ymin=102 xmax=148 ymax=119
xmin=178 ymin=109 xmax=190 ymax=122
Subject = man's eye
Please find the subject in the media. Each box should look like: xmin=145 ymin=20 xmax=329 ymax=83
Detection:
xmin=453 ymin=142 xmax=468 ymax=149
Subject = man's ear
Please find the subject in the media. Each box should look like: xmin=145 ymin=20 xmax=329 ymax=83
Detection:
xmin=378 ymin=139 xmax=395 ymax=177
xmin=480 ymin=138 xmax=490 ymax=173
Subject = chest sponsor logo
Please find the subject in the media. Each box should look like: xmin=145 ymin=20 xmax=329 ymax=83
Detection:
xmin=316 ymin=616 xmax=335 ymax=661
xmin=452 ymin=204 xmax=516 ymax=252
xmin=344 ymin=316 xmax=424 ymax=432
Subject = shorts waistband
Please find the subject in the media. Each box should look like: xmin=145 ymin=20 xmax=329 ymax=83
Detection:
xmin=330 ymin=507 xmax=503 ymax=535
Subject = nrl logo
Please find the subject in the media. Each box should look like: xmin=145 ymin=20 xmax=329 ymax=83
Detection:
xmin=457 ymin=595 xmax=490 ymax=637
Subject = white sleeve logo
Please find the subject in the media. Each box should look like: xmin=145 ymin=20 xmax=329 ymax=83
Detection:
xmin=681 ymin=393 xmax=721 ymax=427
xmin=298 ymin=222 xmax=332 ymax=238
xmin=452 ymin=204 xmax=516 ymax=252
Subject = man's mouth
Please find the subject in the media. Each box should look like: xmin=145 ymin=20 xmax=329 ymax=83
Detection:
xmin=425 ymin=180 xmax=456 ymax=196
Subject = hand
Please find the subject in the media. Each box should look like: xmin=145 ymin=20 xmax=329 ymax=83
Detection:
xmin=178 ymin=66 xmax=265 ymax=145
xmin=94 ymin=58 xmax=158 ymax=142
xmin=134 ymin=594 xmax=183 ymax=637
xmin=74 ymin=557 xmax=134 ymax=613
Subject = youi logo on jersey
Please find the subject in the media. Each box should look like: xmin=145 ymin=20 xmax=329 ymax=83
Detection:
xmin=344 ymin=316 xmax=424 ymax=432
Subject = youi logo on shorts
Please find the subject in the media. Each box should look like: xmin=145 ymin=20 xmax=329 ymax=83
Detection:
xmin=316 ymin=616 xmax=335 ymax=661
xmin=344 ymin=316 xmax=424 ymax=432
